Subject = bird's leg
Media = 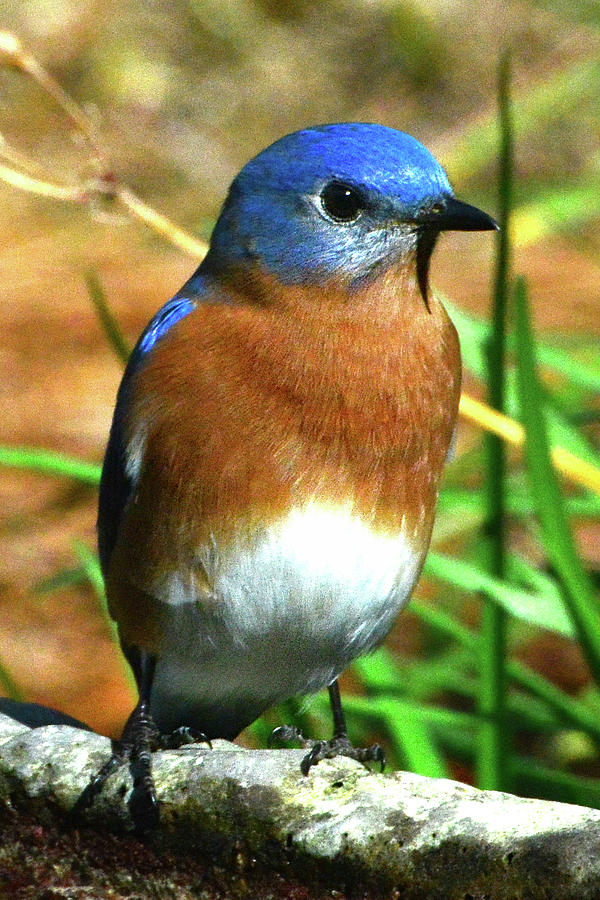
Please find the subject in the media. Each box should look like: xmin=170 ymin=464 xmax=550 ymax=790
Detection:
xmin=70 ymin=651 xmax=160 ymax=832
xmin=269 ymin=680 xmax=385 ymax=776
xmin=120 ymin=667 xmax=161 ymax=832
xmin=69 ymin=650 xmax=210 ymax=833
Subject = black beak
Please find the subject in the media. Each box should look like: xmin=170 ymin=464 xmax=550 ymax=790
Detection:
xmin=414 ymin=197 xmax=497 ymax=310
xmin=417 ymin=197 xmax=498 ymax=232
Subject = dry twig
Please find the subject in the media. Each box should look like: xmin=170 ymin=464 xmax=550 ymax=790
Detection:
xmin=0 ymin=30 xmax=208 ymax=256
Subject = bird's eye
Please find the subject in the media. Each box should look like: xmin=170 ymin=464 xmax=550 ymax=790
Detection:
xmin=319 ymin=180 xmax=365 ymax=223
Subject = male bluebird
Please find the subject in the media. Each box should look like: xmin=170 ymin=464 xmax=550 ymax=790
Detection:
xmin=79 ymin=122 xmax=496 ymax=829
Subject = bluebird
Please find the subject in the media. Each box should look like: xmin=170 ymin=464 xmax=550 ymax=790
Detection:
xmin=77 ymin=122 xmax=496 ymax=829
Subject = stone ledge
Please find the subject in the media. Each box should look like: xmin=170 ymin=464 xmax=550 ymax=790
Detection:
xmin=1 ymin=711 xmax=600 ymax=899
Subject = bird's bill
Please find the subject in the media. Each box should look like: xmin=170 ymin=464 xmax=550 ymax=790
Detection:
xmin=417 ymin=197 xmax=498 ymax=232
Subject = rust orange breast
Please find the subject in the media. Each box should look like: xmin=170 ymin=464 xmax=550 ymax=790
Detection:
xmin=108 ymin=263 xmax=460 ymax=642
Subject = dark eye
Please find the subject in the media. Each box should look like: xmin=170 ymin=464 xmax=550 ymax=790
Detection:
xmin=319 ymin=180 xmax=365 ymax=223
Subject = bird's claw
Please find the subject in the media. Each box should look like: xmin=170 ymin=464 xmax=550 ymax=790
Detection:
xmin=128 ymin=769 xmax=160 ymax=833
xmin=269 ymin=725 xmax=385 ymax=775
xmin=158 ymin=725 xmax=212 ymax=750
xmin=300 ymin=735 xmax=386 ymax=775
xmin=268 ymin=724 xmax=312 ymax=748
xmin=67 ymin=746 xmax=131 ymax=827
xmin=69 ymin=708 xmax=212 ymax=833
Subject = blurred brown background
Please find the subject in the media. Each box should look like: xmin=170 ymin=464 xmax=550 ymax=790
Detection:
xmin=0 ymin=0 xmax=598 ymax=737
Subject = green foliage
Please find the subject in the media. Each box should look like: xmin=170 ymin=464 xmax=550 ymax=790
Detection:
xmin=0 ymin=660 xmax=23 ymax=703
xmin=85 ymin=271 xmax=132 ymax=366
xmin=0 ymin=446 xmax=101 ymax=484
xmin=514 ymin=277 xmax=600 ymax=682
xmin=423 ymin=551 xmax=573 ymax=638
xmin=477 ymin=51 xmax=512 ymax=791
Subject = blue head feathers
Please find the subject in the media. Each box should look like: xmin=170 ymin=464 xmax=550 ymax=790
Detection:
xmin=202 ymin=123 xmax=496 ymax=287
xmin=238 ymin=123 xmax=452 ymax=207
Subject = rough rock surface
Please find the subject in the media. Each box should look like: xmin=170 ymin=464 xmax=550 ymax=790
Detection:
xmin=1 ymin=711 xmax=600 ymax=899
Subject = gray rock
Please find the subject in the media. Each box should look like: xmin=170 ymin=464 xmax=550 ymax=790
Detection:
xmin=1 ymin=710 xmax=600 ymax=898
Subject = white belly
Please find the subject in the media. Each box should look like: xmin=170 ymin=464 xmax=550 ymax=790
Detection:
xmin=149 ymin=504 xmax=423 ymax=737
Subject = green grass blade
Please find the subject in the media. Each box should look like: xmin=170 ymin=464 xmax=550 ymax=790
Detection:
xmin=34 ymin=566 xmax=87 ymax=595
xmin=442 ymin=56 xmax=600 ymax=186
xmin=444 ymin=300 xmax=600 ymax=472
xmin=544 ymin=403 xmax=600 ymax=470
xmin=72 ymin=541 xmax=116 ymax=640
xmin=359 ymin=612 xmax=600 ymax=748
xmin=85 ymin=270 xmax=131 ymax=365
xmin=377 ymin=698 xmax=478 ymax=734
xmin=340 ymin=694 xmax=451 ymax=778
xmin=512 ymin=178 xmax=600 ymax=248
xmin=411 ymin=597 xmax=478 ymax=648
xmin=359 ymin=649 xmax=478 ymax=703
xmin=514 ymin=276 xmax=600 ymax=685
xmin=355 ymin=600 xmax=600 ymax=750
xmin=378 ymin=699 xmax=450 ymax=779
xmin=521 ymin=339 xmax=600 ymax=395
xmin=72 ymin=541 xmax=137 ymax=698
xmin=352 ymin=646 xmax=409 ymax=692
xmin=506 ymin=553 xmax=566 ymax=609
xmin=437 ymin=486 xmax=600 ymax=524
xmin=0 ymin=660 xmax=24 ymax=702
xmin=512 ymin=757 xmax=600 ymax=808
xmin=446 ymin=298 xmax=600 ymax=397
xmin=477 ymin=51 xmax=513 ymax=792
xmin=0 ymin=446 xmax=102 ymax=484
xmin=424 ymin=551 xmax=574 ymax=638
xmin=372 ymin=610 xmax=600 ymax=746
xmin=507 ymin=658 xmax=600 ymax=747
xmin=354 ymin=644 xmax=477 ymax=703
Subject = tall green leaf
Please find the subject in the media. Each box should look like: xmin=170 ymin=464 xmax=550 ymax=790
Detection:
xmin=423 ymin=552 xmax=574 ymax=638
xmin=85 ymin=270 xmax=131 ymax=365
xmin=0 ymin=446 xmax=102 ymax=484
xmin=514 ymin=275 xmax=600 ymax=684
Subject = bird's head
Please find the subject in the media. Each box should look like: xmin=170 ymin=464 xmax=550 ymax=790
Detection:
xmin=205 ymin=122 xmax=496 ymax=297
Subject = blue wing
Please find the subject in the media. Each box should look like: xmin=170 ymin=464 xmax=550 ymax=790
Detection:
xmin=97 ymin=295 xmax=196 ymax=578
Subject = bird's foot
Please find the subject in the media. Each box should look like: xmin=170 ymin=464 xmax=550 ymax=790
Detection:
xmin=157 ymin=725 xmax=212 ymax=751
xmin=69 ymin=706 xmax=210 ymax=833
xmin=269 ymin=725 xmax=385 ymax=776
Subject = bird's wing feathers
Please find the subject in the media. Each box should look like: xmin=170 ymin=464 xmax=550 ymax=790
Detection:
xmin=97 ymin=296 xmax=196 ymax=577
